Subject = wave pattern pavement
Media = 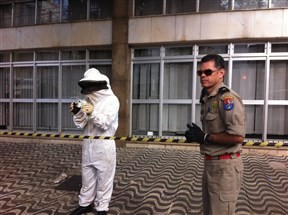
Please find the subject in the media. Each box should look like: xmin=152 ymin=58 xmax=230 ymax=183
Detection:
xmin=0 ymin=142 xmax=288 ymax=214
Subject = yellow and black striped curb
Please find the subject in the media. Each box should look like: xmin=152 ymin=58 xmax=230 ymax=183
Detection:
xmin=0 ymin=131 xmax=287 ymax=147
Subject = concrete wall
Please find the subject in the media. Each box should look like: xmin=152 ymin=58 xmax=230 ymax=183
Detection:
xmin=129 ymin=9 xmax=288 ymax=44
xmin=0 ymin=20 xmax=112 ymax=50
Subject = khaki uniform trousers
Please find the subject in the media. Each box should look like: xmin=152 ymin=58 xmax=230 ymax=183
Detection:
xmin=202 ymin=156 xmax=243 ymax=215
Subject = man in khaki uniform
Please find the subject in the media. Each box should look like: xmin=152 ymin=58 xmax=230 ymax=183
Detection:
xmin=185 ymin=54 xmax=246 ymax=215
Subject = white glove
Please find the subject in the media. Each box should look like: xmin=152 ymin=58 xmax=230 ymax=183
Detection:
xmin=81 ymin=103 xmax=94 ymax=115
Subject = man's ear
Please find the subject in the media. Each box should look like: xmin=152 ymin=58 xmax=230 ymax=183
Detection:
xmin=219 ymin=68 xmax=225 ymax=79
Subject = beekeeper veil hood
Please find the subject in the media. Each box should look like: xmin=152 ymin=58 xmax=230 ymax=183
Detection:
xmin=78 ymin=68 xmax=110 ymax=94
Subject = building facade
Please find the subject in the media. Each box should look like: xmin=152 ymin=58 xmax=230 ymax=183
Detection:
xmin=0 ymin=0 xmax=288 ymax=141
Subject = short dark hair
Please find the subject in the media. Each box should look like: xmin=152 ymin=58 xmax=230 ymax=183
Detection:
xmin=200 ymin=54 xmax=225 ymax=70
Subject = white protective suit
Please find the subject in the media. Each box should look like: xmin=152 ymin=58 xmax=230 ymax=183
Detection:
xmin=73 ymin=69 xmax=119 ymax=212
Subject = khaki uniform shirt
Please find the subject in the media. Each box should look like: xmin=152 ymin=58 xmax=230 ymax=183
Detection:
xmin=200 ymin=82 xmax=246 ymax=156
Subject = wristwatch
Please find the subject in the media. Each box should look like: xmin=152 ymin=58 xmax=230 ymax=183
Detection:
xmin=204 ymin=133 xmax=211 ymax=144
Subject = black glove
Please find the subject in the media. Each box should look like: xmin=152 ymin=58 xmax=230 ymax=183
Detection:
xmin=70 ymin=102 xmax=81 ymax=115
xmin=185 ymin=123 xmax=205 ymax=144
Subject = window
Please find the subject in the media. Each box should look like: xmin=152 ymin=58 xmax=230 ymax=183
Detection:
xmin=132 ymin=44 xmax=288 ymax=140
xmin=164 ymin=62 xmax=192 ymax=99
xmin=269 ymin=60 xmax=288 ymax=100
xmin=62 ymin=0 xmax=87 ymax=21
xmin=234 ymin=44 xmax=265 ymax=53
xmin=37 ymin=0 xmax=60 ymax=24
xmin=134 ymin=48 xmax=160 ymax=57
xmin=90 ymin=50 xmax=112 ymax=59
xmin=37 ymin=51 xmax=59 ymax=61
xmin=199 ymin=0 xmax=231 ymax=12
xmin=198 ymin=45 xmax=228 ymax=55
xmin=271 ymin=44 xmax=288 ymax=53
xmin=0 ymin=48 xmax=112 ymax=132
xmin=134 ymin=0 xmax=163 ymax=16
xmin=37 ymin=66 xmax=58 ymax=99
xmin=13 ymin=67 xmax=33 ymax=99
xmin=133 ymin=63 xmax=160 ymax=99
xmin=267 ymin=106 xmax=288 ymax=136
xmin=13 ymin=103 xmax=33 ymax=130
xmin=0 ymin=3 xmax=12 ymax=28
xmin=0 ymin=68 xmax=10 ymax=99
xmin=166 ymin=0 xmax=196 ymax=14
xmin=165 ymin=47 xmax=193 ymax=56
xmin=62 ymin=65 xmax=85 ymax=99
xmin=37 ymin=103 xmax=58 ymax=131
xmin=0 ymin=52 xmax=10 ymax=62
xmin=234 ymin=0 xmax=268 ymax=10
xmin=0 ymin=103 xmax=9 ymax=129
xmin=13 ymin=52 xmax=34 ymax=62
xmin=245 ymin=105 xmax=263 ymax=136
xmin=271 ymin=0 xmax=288 ymax=8
xmin=162 ymin=104 xmax=191 ymax=135
xmin=132 ymin=104 xmax=159 ymax=135
xmin=232 ymin=61 xmax=265 ymax=100
xmin=62 ymin=50 xmax=86 ymax=60
xmin=14 ymin=1 xmax=36 ymax=26
xmin=90 ymin=0 xmax=113 ymax=19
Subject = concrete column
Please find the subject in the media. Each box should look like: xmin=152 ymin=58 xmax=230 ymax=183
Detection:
xmin=112 ymin=0 xmax=131 ymax=136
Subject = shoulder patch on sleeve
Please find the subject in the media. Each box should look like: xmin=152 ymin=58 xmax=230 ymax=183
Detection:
xmin=222 ymin=95 xmax=234 ymax=111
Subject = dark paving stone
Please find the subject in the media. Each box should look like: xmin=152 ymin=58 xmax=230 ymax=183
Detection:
xmin=0 ymin=142 xmax=288 ymax=215
xmin=56 ymin=175 xmax=81 ymax=192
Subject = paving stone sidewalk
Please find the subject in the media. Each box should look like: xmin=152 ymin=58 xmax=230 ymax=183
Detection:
xmin=0 ymin=142 xmax=288 ymax=215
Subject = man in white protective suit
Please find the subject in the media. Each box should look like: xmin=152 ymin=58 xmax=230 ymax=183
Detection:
xmin=69 ymin=68 xmax=120 ymax=215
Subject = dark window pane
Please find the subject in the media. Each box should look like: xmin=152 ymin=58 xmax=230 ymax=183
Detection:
xmin=134 ymin=48 xmax=160 ymax=57
xmin=13 ymin=103 xmax=33 ymax=129
xmin=37 ymin=66 xmax=58 ymax=99
xmin=37 ymin=103 xmax=58 ymax=130
xmin=271 ymin=0 xmax=288 ymax=8
xmin=13 ymin=67 xmax=33 ymax=99
xmin=37 ymin=0 xmax=60 ymax=24
xmin=89 ymin=50 xmax=112 ymax=59
xmin=62 ymin=0 xmax=87 ymax=21
xmin=0 ymin=103 xmax=9 ymax=128
xmin=200 ymin=0 xmax=231 ymax=12
xmin=135 ymin=0 xmax=163 ymax=16
xmin=0 ymin=3 xmax=12 ymax=28
xmin=162 ymin=104 xmax=191 ymax=135
xmin=37 ymin=51 xmax=59 ymax=61
xmin=232 ymin=61 xmax=265 ymax=100
xmin=166 ymin=0 xmax=196 ymax=14
xmin=14 ymin=1 xmax=35 ymax=26
xmin=269 ymin=60 xmax=288 ymax=100
xmin=234 ymin=44 xmax=265 ymax=53
xmin=0 ymin=68 xmax=10 ymax=98
xmin=90 ymin=0 xmax=112 ymax=19
xmin=62 ymin=65 xmax=85 ymax=99
xmin=62 ymin=50 xmax=86 ymax=60
xmin=165 ymin=47 xmax=193 ymax=56
xmin=13 ymin=52 xmax=34 ymax=61
xmin=198 ymin=45 xmax=228 ymax=55
xmin=267 ymin=106 xmax=288 ymax=136
xmin=271 ymin=44 xmax=288 ymax=52
xmin=132 ymin=104 xmax=159 ymax=135
xmin=164 ymin=62 xmax=193 ymax=99
xmin=0 ymin=52 xmax=10 ymax=62
xmin=234 ymin=0 xmax=268 ymax=10
xmin=133 ymin=63 xmax=160 ymax=99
